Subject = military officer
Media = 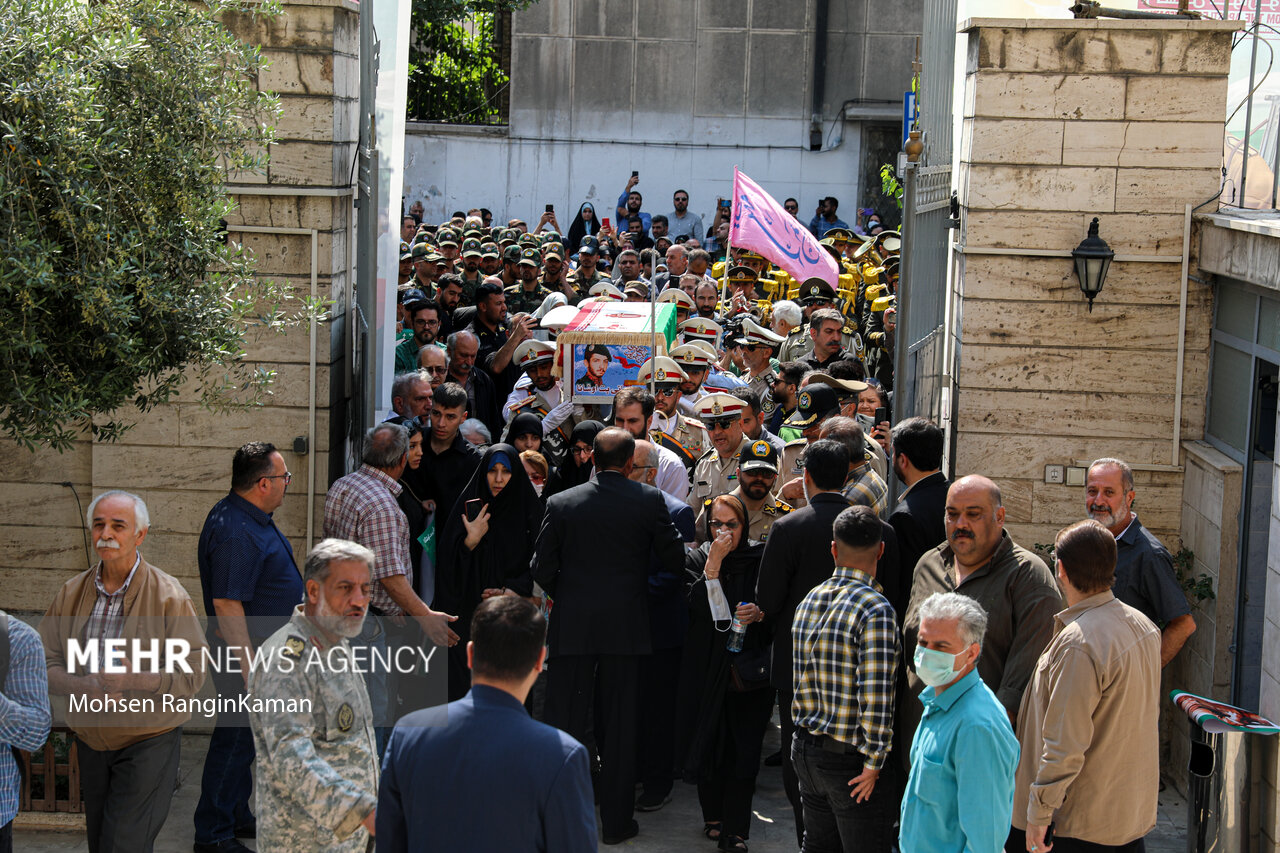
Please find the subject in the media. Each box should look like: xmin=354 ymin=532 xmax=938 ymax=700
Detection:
xmin=458 ymin=238 xmax=486 ymax=299
xmin=694 ymin=439 xmax=791 ymax=545
xmin=408 ymin=242 xmax=441 ymax=293
xmin=637 ymin=356 xmax=708 ymax=462
xmin=567 ymin=237 xmax=608 ymax=299
xmin=249 ymin=538 xmax=380 ymax=853
xmin=505 ymin=340 xmax=574 ymax=465
xmin=670 ymin=342 xmax=715 ymax=416
xmin=679 ymin=316 xmax=721 ymax=349
xmin=735 ymin=317 xmax=784 ymax=414
xmin=504 ymin=247 xmax=552 ymax=316
xmin=656 ymin=287 xmax=695 ymax=325
xmin=777 ymin=278 xmax=860 ymax=363
xmin=776 ymin=383 xmax=843 ymax=509
xmin=688 ymin=392 xmax=750 ymax=511
xmin=574 ymin=343 xmax=612 ymax=392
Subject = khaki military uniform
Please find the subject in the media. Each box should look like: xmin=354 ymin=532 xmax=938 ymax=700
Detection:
xmin=777 ymin=322 xmax=861 ymax=365
xmin=249 ymin=606 xmax=378 ymax=853
xmin=653 ymin=409 xmax=708 ymax=460
xmin=694 ymin=487 xmax=792 ymax=545
xmin=504 ymin=282 xmax=552 ymax=316
xmin=688 ymin=438 xmax=748 ymax=511
xmin=745 ymin=366 xmax=778 ymax=416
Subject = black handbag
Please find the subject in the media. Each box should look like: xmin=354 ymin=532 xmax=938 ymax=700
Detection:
xmin=728 ymin=644 xmax=772 ymax=692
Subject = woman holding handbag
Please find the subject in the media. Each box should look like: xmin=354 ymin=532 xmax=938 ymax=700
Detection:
xmin=675 ymin=494 xmax=773 ymax=852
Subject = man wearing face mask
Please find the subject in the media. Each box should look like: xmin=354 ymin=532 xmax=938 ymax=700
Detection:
xmin=899 ymin=593 xmax=1019 ymax=853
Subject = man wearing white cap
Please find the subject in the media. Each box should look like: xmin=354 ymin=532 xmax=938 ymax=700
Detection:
xmin=639 ymin=356 xmax=707 ymax=460
xmin=503 ymin=340 xmax=575 ymax=464
xmin=688 ymin=393 xmax=749 ymax=511
xmin=736 ymin=317 xmax=784 ymax=414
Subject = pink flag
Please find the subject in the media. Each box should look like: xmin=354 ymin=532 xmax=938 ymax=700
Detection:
xmin=729 ymin=168 xmax=839 ymax=287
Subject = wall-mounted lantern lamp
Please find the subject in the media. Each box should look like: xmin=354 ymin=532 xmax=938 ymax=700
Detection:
xmin=1072 ymin=217 xmax=1114 ymax=312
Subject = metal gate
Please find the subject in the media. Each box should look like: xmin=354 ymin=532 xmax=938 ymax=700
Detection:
xmin=893 ymin=0 xmax=957 ymax=425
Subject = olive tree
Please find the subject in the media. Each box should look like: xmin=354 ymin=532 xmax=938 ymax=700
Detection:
xmin=0 ymin=0 xmax=292 ymax=450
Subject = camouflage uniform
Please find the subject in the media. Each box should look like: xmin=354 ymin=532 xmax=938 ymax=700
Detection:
xmin=250 ymin=606 xmax=378 ymax=853
xmin=504 ymin=282 xmax=552 ymax=316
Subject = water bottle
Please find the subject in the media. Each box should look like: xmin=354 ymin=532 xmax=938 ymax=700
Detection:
xmin=726 ymin=601 xmax=749 ymax=653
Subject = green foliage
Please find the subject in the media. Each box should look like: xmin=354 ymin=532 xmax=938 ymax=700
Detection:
xmin=406 ymin=0 xmax=537 ymax=124
xmin=0 ymin=0 xmax=294 ymax=451
xmin=1173 ymin=546 xmax=1215 ymax=603
xmin=880 ymin=164 xmax=903 ymax=211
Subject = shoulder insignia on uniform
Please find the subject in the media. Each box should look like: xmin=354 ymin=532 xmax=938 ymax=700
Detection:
xmin=843 ymin=322 xmax=855 ymax=335
xmin=282 ymin=636 xmax=305 ymax=661
xmin=703 ymin=498 xmax=712 ymax=507
xmin=777 ymin=501 xmax=793 ymax=513
xmin=784 ymin=438 xmax=807 ymax=448
xmin=697 ymin=447 xmax=717 ymax=462
xmin=683 ymin=417 xmax=707 ymax=431
xmin=503 ymin=284 xmax=520 ymax=294
xmin=789 ymin=326 xmax=803 ymax=335
xmin=336 ymin=702 xmax=355 ymax=733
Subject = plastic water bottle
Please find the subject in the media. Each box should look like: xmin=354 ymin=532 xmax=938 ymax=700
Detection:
xmin=726 ymin=601 xmax=749 ymax=653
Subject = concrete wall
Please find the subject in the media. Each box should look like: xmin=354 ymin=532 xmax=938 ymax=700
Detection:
xmin=0 ymin=0 xmax=359 ymax=618
xmin=953 ymin=17 xmax=1238 ymax=550
xmin=403 ymin=0 xmax=922 ymax=226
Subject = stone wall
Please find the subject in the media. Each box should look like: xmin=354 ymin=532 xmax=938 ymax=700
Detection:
xmin=955 ymin=18 xmax=1238 ymax=550
xmin=0 ymin=0 xmax=359 ymax=619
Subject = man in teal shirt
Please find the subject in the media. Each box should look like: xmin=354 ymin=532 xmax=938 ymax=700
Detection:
xmin=900 ymin=592 xmax=1019 ymax=853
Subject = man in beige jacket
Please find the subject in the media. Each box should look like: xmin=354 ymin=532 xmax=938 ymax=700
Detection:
xmin=39 ymin=490 xmax=207 ymax=853
xmin=1011 ymin=519 xmax=1161 ymax=853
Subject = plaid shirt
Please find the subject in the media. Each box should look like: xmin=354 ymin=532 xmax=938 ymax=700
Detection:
xmin=323 ymin=465 xmax=410 ymax=615
xmin=842 ymin=460 xmax=889 ymax=519
xmin=792 ymin=565 xmax=899 ymax=769
xmin=84 ymin=554 xmax=141 ymax=649
xmin=0 ymin=615 xmax=51 ymax=825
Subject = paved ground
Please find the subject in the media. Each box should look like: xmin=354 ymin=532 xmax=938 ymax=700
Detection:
xmin=16 ymin=723 xmax=1191 ymax=852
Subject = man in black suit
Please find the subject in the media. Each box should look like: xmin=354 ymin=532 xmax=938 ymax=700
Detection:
xmin=532 ymin=427 xmax=686 ymax=845
xmin=756 ymin=438 xmax=853 ymax=847
xmin=887 ymin=417 xmax=950 ymax=575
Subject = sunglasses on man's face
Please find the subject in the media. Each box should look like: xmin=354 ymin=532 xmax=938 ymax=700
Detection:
xmin=655 ymin=387 xmax=680 ymax=397
xmin=705 ymin=417 xmax=738 ymax=431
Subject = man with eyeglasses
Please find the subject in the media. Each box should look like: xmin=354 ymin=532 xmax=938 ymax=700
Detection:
xmin=640 ymin=356 xmax=708 ymax=461
xmin=195 ymin=442 xmax=304 ymax=853
xmin=418 ymin=345 xmax=448 ymax=390
xmin=395 ymin=298 xmax=443 ymax=374
xmin=665 ymin=189 xmax=704 ymax=243
xmin=688 ymin=393 xmax=749 ymax=512
xmin=735 ymin=318 xmax=783 ymax=410
xmin=783 ymin=197 xmax=800 ymax=218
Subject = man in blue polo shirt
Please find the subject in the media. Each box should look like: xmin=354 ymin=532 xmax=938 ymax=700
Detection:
xmin=194 ymin=442 xmax=304 ymax=853
xmin=900 ymin=592 xmax=1019 ymax=853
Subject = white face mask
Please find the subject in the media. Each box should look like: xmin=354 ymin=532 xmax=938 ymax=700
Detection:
xmin=705 ymin=579 xmax=733 ymax=623
xmin=532 ymin=482 xmax=544 ymax=497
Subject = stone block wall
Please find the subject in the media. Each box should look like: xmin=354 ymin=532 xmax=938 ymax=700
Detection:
xmin=0 ymin=0 xmax=359 ymax=619
xmin=955 ymin=18 xmax=1238 ymax=550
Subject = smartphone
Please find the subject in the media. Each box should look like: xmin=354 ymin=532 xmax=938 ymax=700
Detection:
xmin=602 ymin=218 xmax=611 ymax=231
xmin=465 ymin=499 xmax=482 ymax=522
xmin=874 ymin=406 xmax=887 ymax=425
xmin=545 ymin=204 xmax=554 ymax=213
xmin=720 ymin=199 xmax=731 ymax=209
xmin=631 ymin=170 xmax=639 ymax=178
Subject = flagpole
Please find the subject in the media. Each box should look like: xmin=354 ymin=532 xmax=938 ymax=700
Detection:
xmin=721 ymin=168 xmax=735 ymax=319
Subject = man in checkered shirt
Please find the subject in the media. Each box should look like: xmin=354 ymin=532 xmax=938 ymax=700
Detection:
xmin=790 ymin=504 xmax=900 ymax=853
xmin=323 ymin=423 xmax=458 ymax=752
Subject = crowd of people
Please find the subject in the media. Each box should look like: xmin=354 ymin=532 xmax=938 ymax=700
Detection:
xmin=0 ymin=187 xmax=1199 ymax=853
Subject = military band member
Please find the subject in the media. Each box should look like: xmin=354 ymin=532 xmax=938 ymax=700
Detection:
xmin=250 ymin=539 xmax=380 ymax=853
xmin=688 ymin=393 xmax=750 ymax=511
xmin=722 ymin=265 xmax=763 ymax=319
xmin=694 ymin=439 xmax=791 ymax=545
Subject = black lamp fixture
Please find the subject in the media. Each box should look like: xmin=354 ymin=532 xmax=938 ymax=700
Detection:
xmin=1072 ymin=217 xmax=1114 ymax=312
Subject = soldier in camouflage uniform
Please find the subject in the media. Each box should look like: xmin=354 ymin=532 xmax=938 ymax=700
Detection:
xmin=250 ymin=539 xmax=380 ymax=853
xmin=566 ymin=237 xmax=608 ymax=301
xmin=504 ymin=247 xmax=552 ymax=316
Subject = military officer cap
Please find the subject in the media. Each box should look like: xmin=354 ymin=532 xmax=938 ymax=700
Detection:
xmin=688 ymin=340 xmax=719 ymax=361
xmin=462 ymin=238 xmax=484 ymax=258
xmin=480 ymin=242 xmax=500 ymax=259
xmin=735 ymin=317 xmax=786 ymax=348
xmin=437 ymin=229 xmax=460 ymax=248
xmin=657 ymin=288 xmax=695 ymax=311
xmin=588 ymin=282 xmax=625 ymax=302
xmin=518 ymin=246 xmax=541 ymax=267
xmin=738 ymin=250 xmax=766 ymax=263
xmin=410 ymin=242 xmax=432 ymax=260
xmin=503 ymin=244 xmax=522 ymax=263
xmin=579 ymin=236 xmax=601 ymax=256
xmin=818 ymin=239 xmax=844 ymax=263
xmin=694 ymin=393 xmax=747 ymax=423
xmin=726 ymin=265 xmax=758 ymax=286
xmin=636 ymin=355 xmax=688 ymax=385
xmin=826 ymin=227 xmax=854 ymax=243
xmin=399 ymin=241 xmax=413 ymax=261
xmin=805 ymin=372 xmax=868 ymax=405
xmin=514 ymin=339 xmax=555 ymax=371
xmin=543 ymin=243 xmax=566 ymax=262
xmin=785 ymin=383 xmax=841 ymax=427
xmin=798 ymin=277 xmax=837 ymax=305
xmin=876 ymin=230 xmax=902 ymax=254
xmin=739 ymin=438 xmax=779 ymax=474
xmin=669 ymin=343 xmax=714 ymax=370
xmin=679 ymin=316 xmax=721 ymax=345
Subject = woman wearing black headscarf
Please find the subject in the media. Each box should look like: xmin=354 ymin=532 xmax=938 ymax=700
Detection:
xmin=565 ymin=201 xmax=602 ymax=257
xmin=438 ymin=443 xmax=543 ymax=700
xmin=675 ymin=494 xmax=773 ymax=852
xmin=503 ymin=411 xmax=545 ymax=455
xmin=544 ymin=419 xmax=602 ymax=498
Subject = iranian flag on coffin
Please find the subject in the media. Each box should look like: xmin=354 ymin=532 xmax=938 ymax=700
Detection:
xmin=558 ymin=302 xmax=678 ymax=404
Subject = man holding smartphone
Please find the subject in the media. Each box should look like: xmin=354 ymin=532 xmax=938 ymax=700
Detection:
xmin=616 ymin=172 xmax=652 ymax=234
